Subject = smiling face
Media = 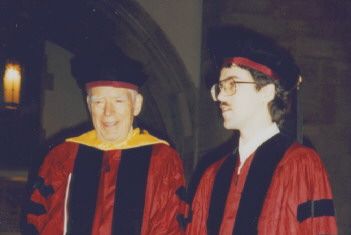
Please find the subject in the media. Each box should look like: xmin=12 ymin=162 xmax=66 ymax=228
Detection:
xmin=216 ymin=65 xmax=273 ymax=132
xmin=87 ymin=86 xmax=143 ymax=143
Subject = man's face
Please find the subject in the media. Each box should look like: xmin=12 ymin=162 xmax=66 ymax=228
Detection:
xmin=87 ymin=86 xmax=143 ymax=143
xmin=216 ymin=65 xmax=269 ymax=131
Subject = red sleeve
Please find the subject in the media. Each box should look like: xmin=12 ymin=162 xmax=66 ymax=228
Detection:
xmin=259 ymin=143 xmax=338 ymax=235
xmin=141 ymin=144 xmax=187 ymax=235
xmin=26 ymin=142 xmax=77 ymax=234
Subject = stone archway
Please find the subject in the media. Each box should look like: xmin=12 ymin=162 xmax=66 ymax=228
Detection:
xmin=36 ymin=0 xmax=196 ymax=170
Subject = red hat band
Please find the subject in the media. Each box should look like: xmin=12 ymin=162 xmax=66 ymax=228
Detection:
xmin=85 ymin=80 xmax=139 ymax=91
xmin=223 ymin=57 xmax=280 ymax=81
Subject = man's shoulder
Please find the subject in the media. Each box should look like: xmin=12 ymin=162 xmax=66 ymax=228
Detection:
xmin=151 ymin=142 xmax=176 ymax=151
xmin=33 ymin=141 xmax=79 ymax=182
xmin=43 ymin=141 xmax=79 ymax=164
xmin=48 ymin=141 xmax=78 ymax=154
xmin=275 ymin=142 xmax=326 ymax=175
xmin=187 ymin=149 xmax=232 ymax=203
xmin=195 ymin=136 xmax=237 ymax=177
xmin=281 ymin=142 xmax=321 ymax=164
xmin=149 ymin=143 xmax=182 ymax=161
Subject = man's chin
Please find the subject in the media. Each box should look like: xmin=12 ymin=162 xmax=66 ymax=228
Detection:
xmin=222 ymin=122 xmax=231 ymax=130
xmin=222 ymin=120 xmax=236 ymax=130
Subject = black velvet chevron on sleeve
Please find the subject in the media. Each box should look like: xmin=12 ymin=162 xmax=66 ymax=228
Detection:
xmin=297 ymin=199 xmax=335 ymax=223
xmin=176 ymin=186 xmax=187 ymax=202
xmin=26 ymin=200 xmax=47 ymax=216
xmin=177 ymin=212 xmax=191 ymax=230
xmin=32 ymin=176 xmax=54 ymax=198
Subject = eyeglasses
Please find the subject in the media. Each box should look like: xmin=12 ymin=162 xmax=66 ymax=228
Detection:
xmin=210 ymin=77 xmax=256 ymax=101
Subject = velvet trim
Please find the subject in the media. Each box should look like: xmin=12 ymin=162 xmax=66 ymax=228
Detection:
xmin=176 ymin=186 xmax=187 ymax=202
xmin=111 ymin=146 xmax=152 ymax=235
xmin=297 ymin=199 xmax=335 ymax=223
xmin=187 ymin=137 xmax=237 ymax=205
xmin=207 ymin=151 xmax=237 ymax=235
xmin=232 ymin=134 xmax=292 ymax=235
xmin=32 ymin=177 xmax=54 ymax=199
xmin=26 ymin=200 xmax=47 ymax=216
xmin=66 ymin=145 xmax=103 ymax=235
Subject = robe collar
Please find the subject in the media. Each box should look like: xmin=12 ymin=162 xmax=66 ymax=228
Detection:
xmin=65 ymin=128 xmax=168 ymax=151
xmin=238 ymin=123 xmax=280 ymax=172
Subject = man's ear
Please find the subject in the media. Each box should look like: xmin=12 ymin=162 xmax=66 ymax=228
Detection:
xmin=133 ymin=93 xmax=143 ymax=116
xmin=86 ymin=96 xmax=92 ymax=113
xmin=260 ymin=83 xmax=276 ymax=103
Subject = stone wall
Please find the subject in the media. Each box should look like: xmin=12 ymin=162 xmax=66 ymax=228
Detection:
xmin=135 ymin=0 xmax=203 ymax=87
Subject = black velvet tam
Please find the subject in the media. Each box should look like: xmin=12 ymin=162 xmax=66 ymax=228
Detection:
xmin=71 ymin=45 xmax=147 ymax=89
xmin=207 ymin=25 xmax=301 ymax=91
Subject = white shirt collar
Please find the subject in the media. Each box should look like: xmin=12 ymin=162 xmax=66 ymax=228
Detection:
xmin=238 ymin=123 xmax=280 ymax=172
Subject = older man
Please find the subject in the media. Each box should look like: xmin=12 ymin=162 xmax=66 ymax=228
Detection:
xmin=25 ymin=46 xmax=186 ymax=235
xmin=186 ymin=26 xmax=337 ymax=235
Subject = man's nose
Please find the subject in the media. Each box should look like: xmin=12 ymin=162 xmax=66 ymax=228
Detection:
xmin=104 ymin=101 xmax=114 ymax=115
xmin=216 ymin=89 xmax=226 ymax=102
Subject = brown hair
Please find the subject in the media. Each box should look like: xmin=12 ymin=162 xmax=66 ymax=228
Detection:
xmin=244 ymin=66 xmax=291 ymax=127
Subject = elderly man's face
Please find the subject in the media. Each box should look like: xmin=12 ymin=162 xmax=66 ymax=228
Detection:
xmin=87 ymin=86 xmax=143 ymax=143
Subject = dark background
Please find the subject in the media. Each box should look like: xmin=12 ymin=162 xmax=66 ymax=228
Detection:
xmin=0 ymin=0 xmax=350 ymax=234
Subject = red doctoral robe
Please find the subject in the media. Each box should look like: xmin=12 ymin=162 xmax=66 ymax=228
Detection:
xmin=26 ymin=128 xmax=186 ymax=235
xmin=186 ymin=135 xmax=337 ymax=235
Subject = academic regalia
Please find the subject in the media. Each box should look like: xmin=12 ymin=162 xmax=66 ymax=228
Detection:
xmin=26 ymin=128 xmax=186 ymax=235
xmin=186 ymin=134 xmax=337 ymax=235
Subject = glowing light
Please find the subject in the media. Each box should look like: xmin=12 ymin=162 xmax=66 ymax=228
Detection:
xmin=3 ymin=63 xmax=22 ymax=108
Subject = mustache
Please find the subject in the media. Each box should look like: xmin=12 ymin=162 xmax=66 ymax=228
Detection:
xmin=219 ymin=102 xmax=230 ymax=108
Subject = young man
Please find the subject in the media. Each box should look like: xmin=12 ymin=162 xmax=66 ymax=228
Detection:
xmin=24 ymin=46 xmax=186 ymax=235
xmin=186 ymin=26 xmax=337 ymax=235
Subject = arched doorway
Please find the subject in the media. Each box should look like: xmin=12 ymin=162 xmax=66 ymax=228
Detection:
xmin=35 ymin=0 xmax=196 ymax=171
